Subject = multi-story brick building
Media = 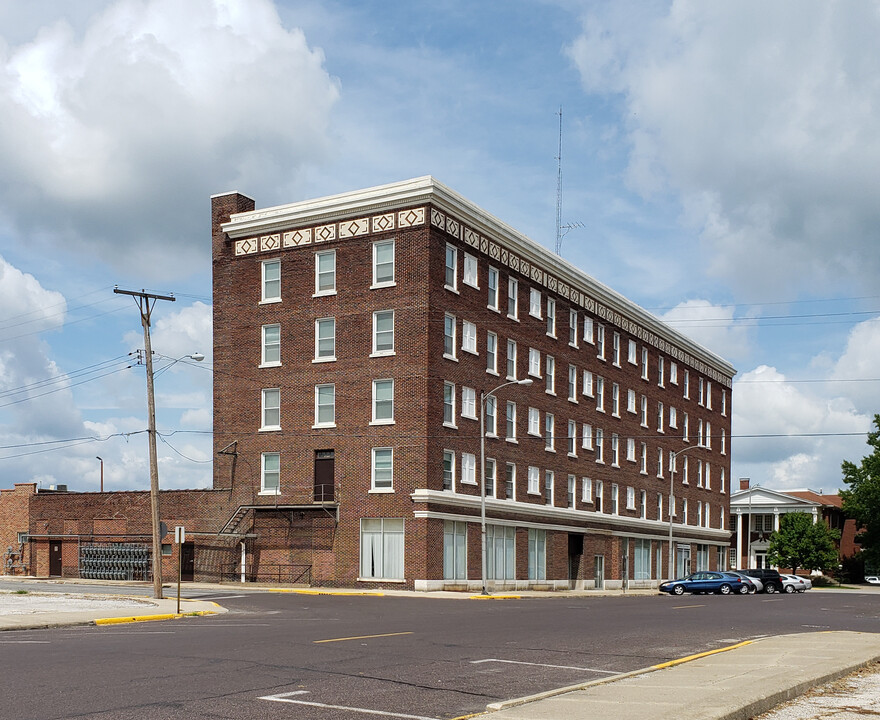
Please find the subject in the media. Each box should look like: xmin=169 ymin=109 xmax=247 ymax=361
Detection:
xmin=210 ymin=176 xmax=736 ymax=591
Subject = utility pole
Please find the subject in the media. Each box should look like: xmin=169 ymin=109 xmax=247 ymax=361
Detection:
xmin=115 ymin=287 xmax=175 ymax=599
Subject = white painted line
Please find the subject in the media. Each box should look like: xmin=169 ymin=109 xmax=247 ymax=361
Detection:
xmin=191 ymin=594 xmax=247 ymax=600
xmin=471 ymin=658 xmax=619 ymax=674
xmin=0 ymin=640 xmax=51 ymax=644
xmin=258 ymin=691 xmax=441 ymax=719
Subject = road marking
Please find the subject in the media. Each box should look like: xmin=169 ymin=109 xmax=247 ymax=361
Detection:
xmin=672 ymin=604 xmax=705 ymax=609
xmin=192 ymin=594 xmax=246 ymax=600
xmin=314 ymin=631 xmax=413 ymax=644
xmin=652 ymin=640 xmax=753 ymax=669
xmin=471 ymin=658 xmax=619 ymax=675
xmin=0 ymin=640 xmax=51 ymax=644
xmin=258 ymin=690 xmax=441 ymax=719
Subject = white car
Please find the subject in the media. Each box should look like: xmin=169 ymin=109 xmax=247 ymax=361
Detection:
xmin=780 ymin=574 xmax=810 ymax=593
xmin=866 ymin=576 xmax=880 ymax=585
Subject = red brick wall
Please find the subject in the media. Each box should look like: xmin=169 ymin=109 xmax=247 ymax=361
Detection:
xmin=0 ymin=483 xmax=35 ymax=575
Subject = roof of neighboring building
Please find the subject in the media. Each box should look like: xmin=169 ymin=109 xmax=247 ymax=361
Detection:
xmin=787 ymin=490 xmax=844 ymax=509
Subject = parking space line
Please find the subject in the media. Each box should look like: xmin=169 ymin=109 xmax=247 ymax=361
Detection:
xmin=314 ymin=631 xmax=413 ymax=644
xmin=471 ymin=658 xmax=619 ymax=674
xmin=672 ymin=604 xmax=705 ymax=609
xmin=258 ymin=690 xmax=441 ymax=719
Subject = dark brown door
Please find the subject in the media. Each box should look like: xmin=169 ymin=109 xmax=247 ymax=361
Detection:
xmin=181 ymin=542 xmax=195 ymax=582
xmin=314 ymin=450 xmax=335 ymax=502
xmin=49 ymin=542 xmax=62 ymax=576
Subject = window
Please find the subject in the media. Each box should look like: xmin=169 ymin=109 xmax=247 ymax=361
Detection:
xmin=506 ymin=339 xmax=517 ymax=379
xmin=721 ymin=389 xmax=727 ymax=417
xmin=595 ymin=480 xmax=604 ymax=512
xmin=640 ymin=347 xmax=649 ymax=380
xmin=627 ymin=389 xmax=637 ymax=414
xmin=582 ymin=477 xmax=593 ymax=503
xmin=698 ymin=419 xmax=704 ymax=447
xmin=612 ymin=383 xmax=620 ymax=417
xmin=486 ymin=332 xmax=498 ymax=374
xmin=683 ymin=498 xmax=688 ymax=524
xmin=315 ymin=318 xmax=336 ymax=361
xmin=462 ymin=320 xmax=477 ymax=354
xmin=595 ymin=427 xmax=604 ymax=463
xmin=371 ymin=447 xmax=393 ymax=490
xmin=485 ymin=396 xmax=497 ymax=437
xmin=683 ymin=370 xmax=690 ymax=399
xmin=721 ymin=468 xmax=726 ymax=494
xmin=699 ymin=377 xmax=705 ymax=406
xmin=528 ymin=529 xmax=546 ymax=580
xmin=507 ymin=277 xmax=519 ymax=319
xmin=639 ymin=490 xmax=647 ymax=519
xmin=373 ymin=239 xmax=395 ymax=287
xmin=626 ymin=437 xmax=636 ymax=462
xmin=545 ymin=355 xmax=555 ymax=394
xmin=546 ymin=298 xmax=556 ymax=336
xmin=640 ymin=395 xmax=648 ymax=427
xmin=529 ymin=287 xmax=542 ymax=318
xmin=506 ymin=401 xmax=517 ymax=441
xmin=372 ymin=379 xmax=394 ymax=424
xmin=443 ymin=520 xmax=466 ymax=579
xmin=372 ymin=310 xmax=395 ymax=355
xmin=697 ymin=501 xmax=703 ymax=527
xmin=528 ymin=407 xmax=540 ymax=435
xmin=443 ymin=314 xmax=457 ymax=359
xmin=612 ymin=332 xmax=621 ymax=366
xmin=527 ymin=466 xmax=540 ymax=494
xmin=640 ymin=442 xmax=647 ymax=474
xmin=443 ymin=382 xmax=456 ymax=427
xmin=261 ymin=324 xmax=280 ymax=366
xmin=487 ymin=525 xmax=516 ymax=579
xmin=463 ymin=252 xmax=478 ymax=288
xmin=611 ymin=484 xmax=619 ymax=514
xmin=568 ymin=365 xmax=577 ymax=401
xmin=657 ymin=493 xmax=663 ymax=522
xmin=628 ymin=339 xmax=637 ymax=365
xmin=314 ymin=384 xmax=335 ymax=427
xmin=462 ymin=386 xmax=477 ymax=419
xmin=626 ymin=486 xmax=636 ymax=510
xmin=567 ymin=420 xmax=577 ymax=456
xmin=706 ymin=421 xmax=712 ymax=449
xmin=582 ymin=423 xmax=594 ymax=450
xmin=528 ymin=348 xmax=541 ymax=377
xmin=261 ymin=260 xmax=281 ymax=302
xmin=634 ymin=539 xmax=651 ymax=579
xmin=461 ymin=453 xmax=476 ymax=485
xmin=721 ymin=428 xmax=726 ymax=455
xmin=670 ymin=362 xmax=679 ymax=385
xmin=261 ymin=452 xmax=280 ymax=494
xmin=669 ymin=406 xmax=678 ymax=429
xmin=707 ymin=381 xmax=713 ymax=410
xmin=487 ymin=266 xmax=499 ymax=310
xmin=657 ymin=448 xmax=665 ymax=478
xmin=505 ymin=463 xmax=516 ymax=500
xmin=442 ymin=450 xmax=455 ymax=491
xmin=657 ymin=402 xmax=664 ymax=433
xmin=596 ymin=324 xmax=605 ymax=360
xmin=683 ymin=412 xmax=689 ymax=442
xmin=569 ymin=309 xmax=578 ymax=347
xmin=567 ymin=475 xmax=576 ymax=508
xmin=611 ymin=434 xmax=620 ymax=466
xmin=705 ymin=463 xmax=711 ymax=490
xmin=485 ymin=458 xmax=496 ymax=497
xmin=261 ymin=388 xmax=280 ymax=430
xmin=583 ymin=316 xmax=594 ymax=344
xmin=544 ymin=413 xmax=555 ymax=451
xmin=315 ymin=250 xmax=336 ymax=296
xmin=444 ymin=244 xmax=458 ymax=290
xmin=360 ymin=518 xmax=403 ymax=580
xmin=697 ymin=459 xmax=703 ymax=487
xmin=544 ymin=470 xmax=554 ymax=505
xmin=682 ymin=455 xmax=689 ymax=484
xmin=658 ymin=356 xmax=665 ymax=387
xmin=595 ymin=376 xmax=605 ymax=412
xmin=583 ymin=370 xmax=594 ymax=397
xmin=752 ymin=514 xmax=774 ymax=532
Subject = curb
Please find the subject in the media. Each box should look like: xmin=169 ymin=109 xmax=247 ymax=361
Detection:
xmin=268 ymin=588 xmax=385 ymax=597
xmin=94 ymin=610 xmax=217 ymax=626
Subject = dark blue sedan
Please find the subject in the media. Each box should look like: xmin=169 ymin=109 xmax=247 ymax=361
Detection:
xmin=659 ymin=571 xmax=753 ymax=596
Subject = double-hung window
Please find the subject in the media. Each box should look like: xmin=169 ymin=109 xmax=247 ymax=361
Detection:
xmin=657 ymin=402 xmax=665 ymax=433
xmin=641 ymin=348 xmax=649 ymax=380
xmin=595 ymin=428 xmax=604 ymax=463
xmin=485 ymin=396 xmax=497 ymax=437
xmin=484 ymin=458 xmax=496 ymax=497
xmin=505 ymin=463 xmax=516 ymax=500
xmin=544 ymin=413 xmax=555 ymax=451
xmin=670 ymin=362 xmax=679 ymax=385
xmin=569 ymin=309 xmax=578 ymax=347
xmin=371 ymin=448 xmax=393 ymax=490
xmin=640 ymin=442 xmax=647 ymax=474
xmin=612 ymin=332 xmax=621 ymax=366
xmin=582 ymin=423 xmax=594 ymax=450
xmin=568 ymin=365 xmax=577 ymax=401
xmin=372 ymin=379 xmax=394 ymax=424
xmin=611 ymin=484 xmax=619 ymax=514
xmin=627 ymin=389 xmax=637 ymax=414
xmin=315 ymin=250 xmax=336 ymax=296
xmin=626 ymin=486 xmax=636 ymax=510
xmin=461 ymin=387 xmax=477 ymax=419
xmin=583 ymin=317 xmax=594 ymax=344
xmin=529 ymin=288 xmax=542 ymax=318
xmin=527 ymin=466 xmax=540 ymax=494
xmin=596 ymin=324 xmax=606 ymax=360
xmin=444 ymin=244 xmax=458 ymax=291
xmin=544 ymin=471 xmax=554 ymax=506
xmin=261 ymin=324 xmax=280 ymax=366
xmin=611 ymin=383 xmax=620 ymax=417
xmin=443 ymin=382 xmax=456 ymax=427
xmin=372 ymin=310 xmax=395 ymax=355
xmin=261 ymin=388 xmax=280 ymax=430
xmin=527 ymin=407 xmax=540 ymax=436
xmin=463 ymin=252 xmax=478 ymax=288
xmin=611 ymin=434 xmax=620 ymax=466
xmin=315 ymin=384 xmax=335 ymax=427
xmin=461 ymin=453 xmax=476 ymax=484
xmin=443 ymin=314 xmax=457 ymax=359
xmin=595 ymin=376 xmax=605 ymax=412
xmin=486 ymin=332 xmax=498 ymax=374
xmin=582 ymin=477 xmax=593 ymax=503
xmin=626 ymin=437 xmax=636 ymax=462
xmin=528 ymin=348 xmax=541 ymax=377
xmin=506 ymin=401 xmax=517 ymax=441
xmin=372 ymin=239 xmax=395 ymax=287
xmin=567 ymin=420 xmax=577 ymax=456
xmin=487 ymin=267 xmax=499 ymax=310
xmin=507 ymin=277 xmax=519 ymax=319
xmin=506 ymin=340 xmax=517 ymax=379
xmin=628 ymin=339 xmax=637 ymax=365
xmin=261 ymin=260 xmax=281 ymax=303
xmin=546 ymin=298 xmax=556 ymax=336
xmin=315 ymin=318 xmax=336 ymax=361
xmin=545 ymin=355 xmax=555 ymax=394
xmin=658 ymin=356 xmax=665 ymax=387
xmin=640 ymin=395 xmax=648 ymax=427
xmin=360 ymin=518 xmax=403 ymax=579
xmin=462 ymin=320 xmax=477 ymax=354
xmin=583 ymin=370 xmax=594 ymax=397
xmin=261 ymin=452 xmax=280 ymax=494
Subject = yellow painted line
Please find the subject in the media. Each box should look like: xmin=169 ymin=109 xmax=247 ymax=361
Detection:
xmin=314 ymin=631 xmax=414 ymax=644
xmin=469 ymin=594 xmax=521 ymax=600
xmin=269 ymin=588 xmax=385 ymax=597
xmin=672 ymin=604 xmax=705 ymax=609
xmin=95 ymin=611 xmax=216 ymax=626
xmin=652 ymin=640 xmax=753 ymax=669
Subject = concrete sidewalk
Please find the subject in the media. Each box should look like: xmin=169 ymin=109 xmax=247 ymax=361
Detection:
xmin=485 ymin=631 xmax=880 ymax=720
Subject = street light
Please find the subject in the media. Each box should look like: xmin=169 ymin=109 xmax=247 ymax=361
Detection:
xmin=667 ymin=445 xmax=702 ymax=581
xmin=96 ymin=457 xmax=103 ymax=492
xmin=480 ymin=378 xmax=533 ymax=596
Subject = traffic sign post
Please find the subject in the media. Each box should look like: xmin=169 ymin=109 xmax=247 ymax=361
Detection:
xmin=175 ymin=526 xmax=185 ymax=614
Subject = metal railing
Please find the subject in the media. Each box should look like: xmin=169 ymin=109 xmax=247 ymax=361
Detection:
xmin=220 ymin=563 xmax=311 ymax=585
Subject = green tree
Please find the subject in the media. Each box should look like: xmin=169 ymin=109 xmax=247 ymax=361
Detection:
xmin=767 ymin=512 xmax=839 ymax=574
xmin=841 ymin=414 xmax=880 ymax=569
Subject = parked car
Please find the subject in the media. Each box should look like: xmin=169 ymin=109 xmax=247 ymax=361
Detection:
xmin=866 ymin=576 xmax=880 ymax=585
xmin=740 ymin=568 xmax=785 ymax=594
xmin=659 ymin=571 xmax=753 ymax=596
xmin=726 ymin=571 xmax=762 ymax=594
xmin=780 ymin=574 xmax=810 ymax=593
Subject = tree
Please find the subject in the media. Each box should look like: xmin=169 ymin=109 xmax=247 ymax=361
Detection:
xmin=767 ymin=512 xmax=839 ymax=574
xmin=841 ymin=414 xmax=880 ymax=569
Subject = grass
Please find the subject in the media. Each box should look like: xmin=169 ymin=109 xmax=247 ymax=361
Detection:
xmin=13 ymin=590 xmax=28 ymax=595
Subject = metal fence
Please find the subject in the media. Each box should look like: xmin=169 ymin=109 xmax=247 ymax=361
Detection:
xmin=79 ymin=543 xmax=151 ymax=581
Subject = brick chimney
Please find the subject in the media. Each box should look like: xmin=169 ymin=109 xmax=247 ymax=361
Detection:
xmin=739 ymin=477 xmax=751 ymax=491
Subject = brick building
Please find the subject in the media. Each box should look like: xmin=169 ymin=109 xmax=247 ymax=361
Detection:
xmin=210 ymin=176 xmax=736 ymax=590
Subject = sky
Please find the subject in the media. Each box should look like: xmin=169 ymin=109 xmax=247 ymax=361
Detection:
xmin=0 ymin=0 xmax=877 ymax=496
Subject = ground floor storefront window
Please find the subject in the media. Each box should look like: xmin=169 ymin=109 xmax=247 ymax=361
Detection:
xmin=634 ymin=539 xmax=651 ymax=580
xmin=487 ymin=524 xmax=515 ymax=580
xmin=443 ymin=520 xmax=467 ymax=580
xmin=360 ymin=518 xmax=404 ymax=580
xmin=528 ymin=528 xmax=546 ymax=580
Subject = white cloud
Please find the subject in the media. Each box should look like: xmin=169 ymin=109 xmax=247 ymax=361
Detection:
xmin=0 ymin=0 xmax=339 ymax=279
xmin=829 ymin=316 xmax=880 ymax=416
xmin=568 ymin=1 xmax=880 ymax=298
xmin=660 ymin=299 xmax=751 ymax=364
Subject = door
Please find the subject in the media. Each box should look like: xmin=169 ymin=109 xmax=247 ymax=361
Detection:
xmin=180 ymin=542 xmax=195 ymax=582
xmin=314 ymin=450 xmax=335 ymax=502
xmin=49 ymin=542 xmax=62 ymax=576
xmin=594 ymin=554 xmax=605 ymax=590
xmin=676 ymin=546 xmax=691 ymax=579
xmin=755 ymin=552 xmax=766 ymax=569
xmin=621 ymin=539 xmax=630 ymax=591
xmin=568 ymin=534 xmax=583 ymax=588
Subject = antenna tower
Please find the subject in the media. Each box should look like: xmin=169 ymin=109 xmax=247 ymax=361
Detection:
xmin=555 ymin=106 xmax=563 ymax=255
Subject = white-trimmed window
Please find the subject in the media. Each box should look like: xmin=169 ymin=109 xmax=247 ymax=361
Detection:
xmin=462 ymin=386 xmax=477 ymax=419
xmin=527 ymin=465 xmax=540 ymax=494
xmin=595 ymin=480 xmax=604 ymax=512
xmin=371 ymin=310 xmax=395 ymax=356
xmin=583 ymin=316 xmax=594 ymax=344
xmin=628 ymin=339 xmax=637 ymax=365
xmin=443 ymin=519 xmax=466 ymax=578
xmin=373 ymin=239 xmax=395 ymax=287
xmin=683 ymin=370 xmax=690 ymax=399
xmin=612 ymin=332 xmax=621 ymax=366
xmin=682 ymin=455 xmax=689 ymax=484
xmin=595 ymin=376 xmax=605 ymax=413
xmin=261 ymin=260 xmax=281 ymax=303
xmin=640 ymin=395 xmax=648 ymax=427
xmin=582 ymin=423 xmax=594 ymax=450
xmin=697 ymin=501 xmax=703 ymax=527
xmin=443 ymin=314 xmax=457 ymax=359
xmin=528 ymin=407 xmax=540 ymax=435
xmin=697 ymin=459 xmax=704 ymax=487
xmin=360 ymin=518 xmax=403 ymax=580
xmin=640 ymin=347 xmax=649 ymax=380
xmin=505 ymin=463 xmax=516 ymax=500
xmin=583 ymin=370 xmax=594 ymax=397
xmin=314 ymin=384 xmax=335 ymax=427
xmin=568 ymin=365 xmax=577 ymax=401
xmin=261 ymin=388 xmax=280 ymax=430
xmin=683 ymin=498 xmax=689 ymax=525
xmin=657 ymin=401 xmax=665 ymax=433
xmin=722 ymin=389 xmax=727 ymax=417
xmin=683 ymin=412 xmax=690 ymax=442
xmin=545 ymin=355 xmax=555 ymax=394
xmin=658 ymin=356 xmax=665 ymax=387
xmin=698 ymin=418 xmax=705 ymax=447
xmin=626 ymin=486 xmax=636 ymax=510
xmin=721 ymin=428 xmax=726 ymax=455
xmin=611 ymin=383 xmax=620 ymax=417
xmin=657 ymin=448 xmax=665 ymax=478
xmin=485 ymin=396 xmax=497 ymax=437
xmin=315 ymin=318 xmax=336 ymax=361
xmin=595 ymin=427 xmax=604 ymax=463
xmin=371 ymin=379 xmax=394 ymax=424
xmin=371 ymin=448 xmax=394 ymax=491
xmin=528 ymin=528 xmax=547 ymax=580
xmin=706 ymin=421 xmax=712 ymax=449
xmin=444 ymin=244 xmax=458 ymax=291
xmin=627 ymin=389 xmax=637 ymax=414
xmin=567 ymin=475 xmax=576 ymax=508
xmin=640 ymin=442 xmax=647 ymax=474
xmin=443 ymin=382 xmax=456 ymax=427
xmin=506 ymin=339 xmax=517 ymax=379
xmin=699 ymin=377 xmax=705 ymax=406
xmin=529 ymin=287 xmax=542 ymax=318
xmin=669 ymin=406 xmax=678 ymax=429
xmin=707 ymin=381 xmax=713 ymax=410
xmin=528 ymin=348 xmax=541 ymax=377
xmin=567 ymin=419 xmax=577 ymax=456
xmin=461 ymin=452 xmax=476 ymax=485
xmin=545 ymin=413 xmax=555 ymax=451
xmin=506 ymin=401 xmax=517 ymax=441
xmin=611 ymin=433 xmax=620 ymax=467
xmin=442 ymin=450 xmax=455 ymax=491
xmin=569 ymin=309 xmax=578 ymax=347
xmin=657 ymin=493 xmax=663 ymax=522
xmin=705 ymin=462 xmax=712 ymax=490
xmin=611 ymin=483 xmax=619 ymax=514
xmin=484 ymin=458 xmax=496 ymax=497
xmin=486 ymin=332 xmax=498 ymax=374
xmin=546 ymin=298 xmax=556 ymax=336
xmin=670 ymin=362 xmax=679 ymax=385
xmin=544 ymin=470 xmax=554 ymax=506
xmin=626 ymin=437 xmax=636 ymax=462
xmin=462 ymin=320 xmax=477 ymax=354
xmin=596 ymin=324 xmax=606 ymax=360
xmin=463 ymin=252 xmax=478 ymax=288
xmin=315 ymin=250 xmax=336 ymax=296
xmin=487 ymin=266 xmax=499 ymax=310
xmin=720 ymin=468 xmax=726 ymax=494
xmin=261 ymin=324 xmax=280 ymax=366
xmin=582 ymin=477 xmax=593 ymax=503
xmin=507 ymin=277 xmax=519 ymax=319
xmin=261 ymin=452 xmax=280 ymax=494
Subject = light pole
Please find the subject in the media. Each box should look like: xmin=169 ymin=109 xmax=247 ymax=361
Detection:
xmin=667 ymin=445 xmax=702 ymax=581
xmin=96 ymin=457 xmax=103 ymax=492
xmin=480 ymin=378 xmax=532 ymax=595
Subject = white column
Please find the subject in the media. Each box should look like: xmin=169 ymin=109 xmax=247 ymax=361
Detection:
xmin=774 ymin=510 xmax=780 ymax=532
xmin=736 ymin=511 xmax=743 ymax=569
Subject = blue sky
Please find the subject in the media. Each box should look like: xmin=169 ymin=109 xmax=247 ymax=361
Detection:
xmin=0 ymin=0 xmax=877 ymax=494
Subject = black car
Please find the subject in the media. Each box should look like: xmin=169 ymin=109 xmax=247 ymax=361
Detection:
xmin=741 ymin=568 xmax=784 ymax=594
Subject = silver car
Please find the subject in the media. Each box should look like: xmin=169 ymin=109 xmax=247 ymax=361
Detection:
xmin=780 ymin=574 xmax=810 ymax=593
xmin=727 ymin=571 xmax=762 ymax=594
